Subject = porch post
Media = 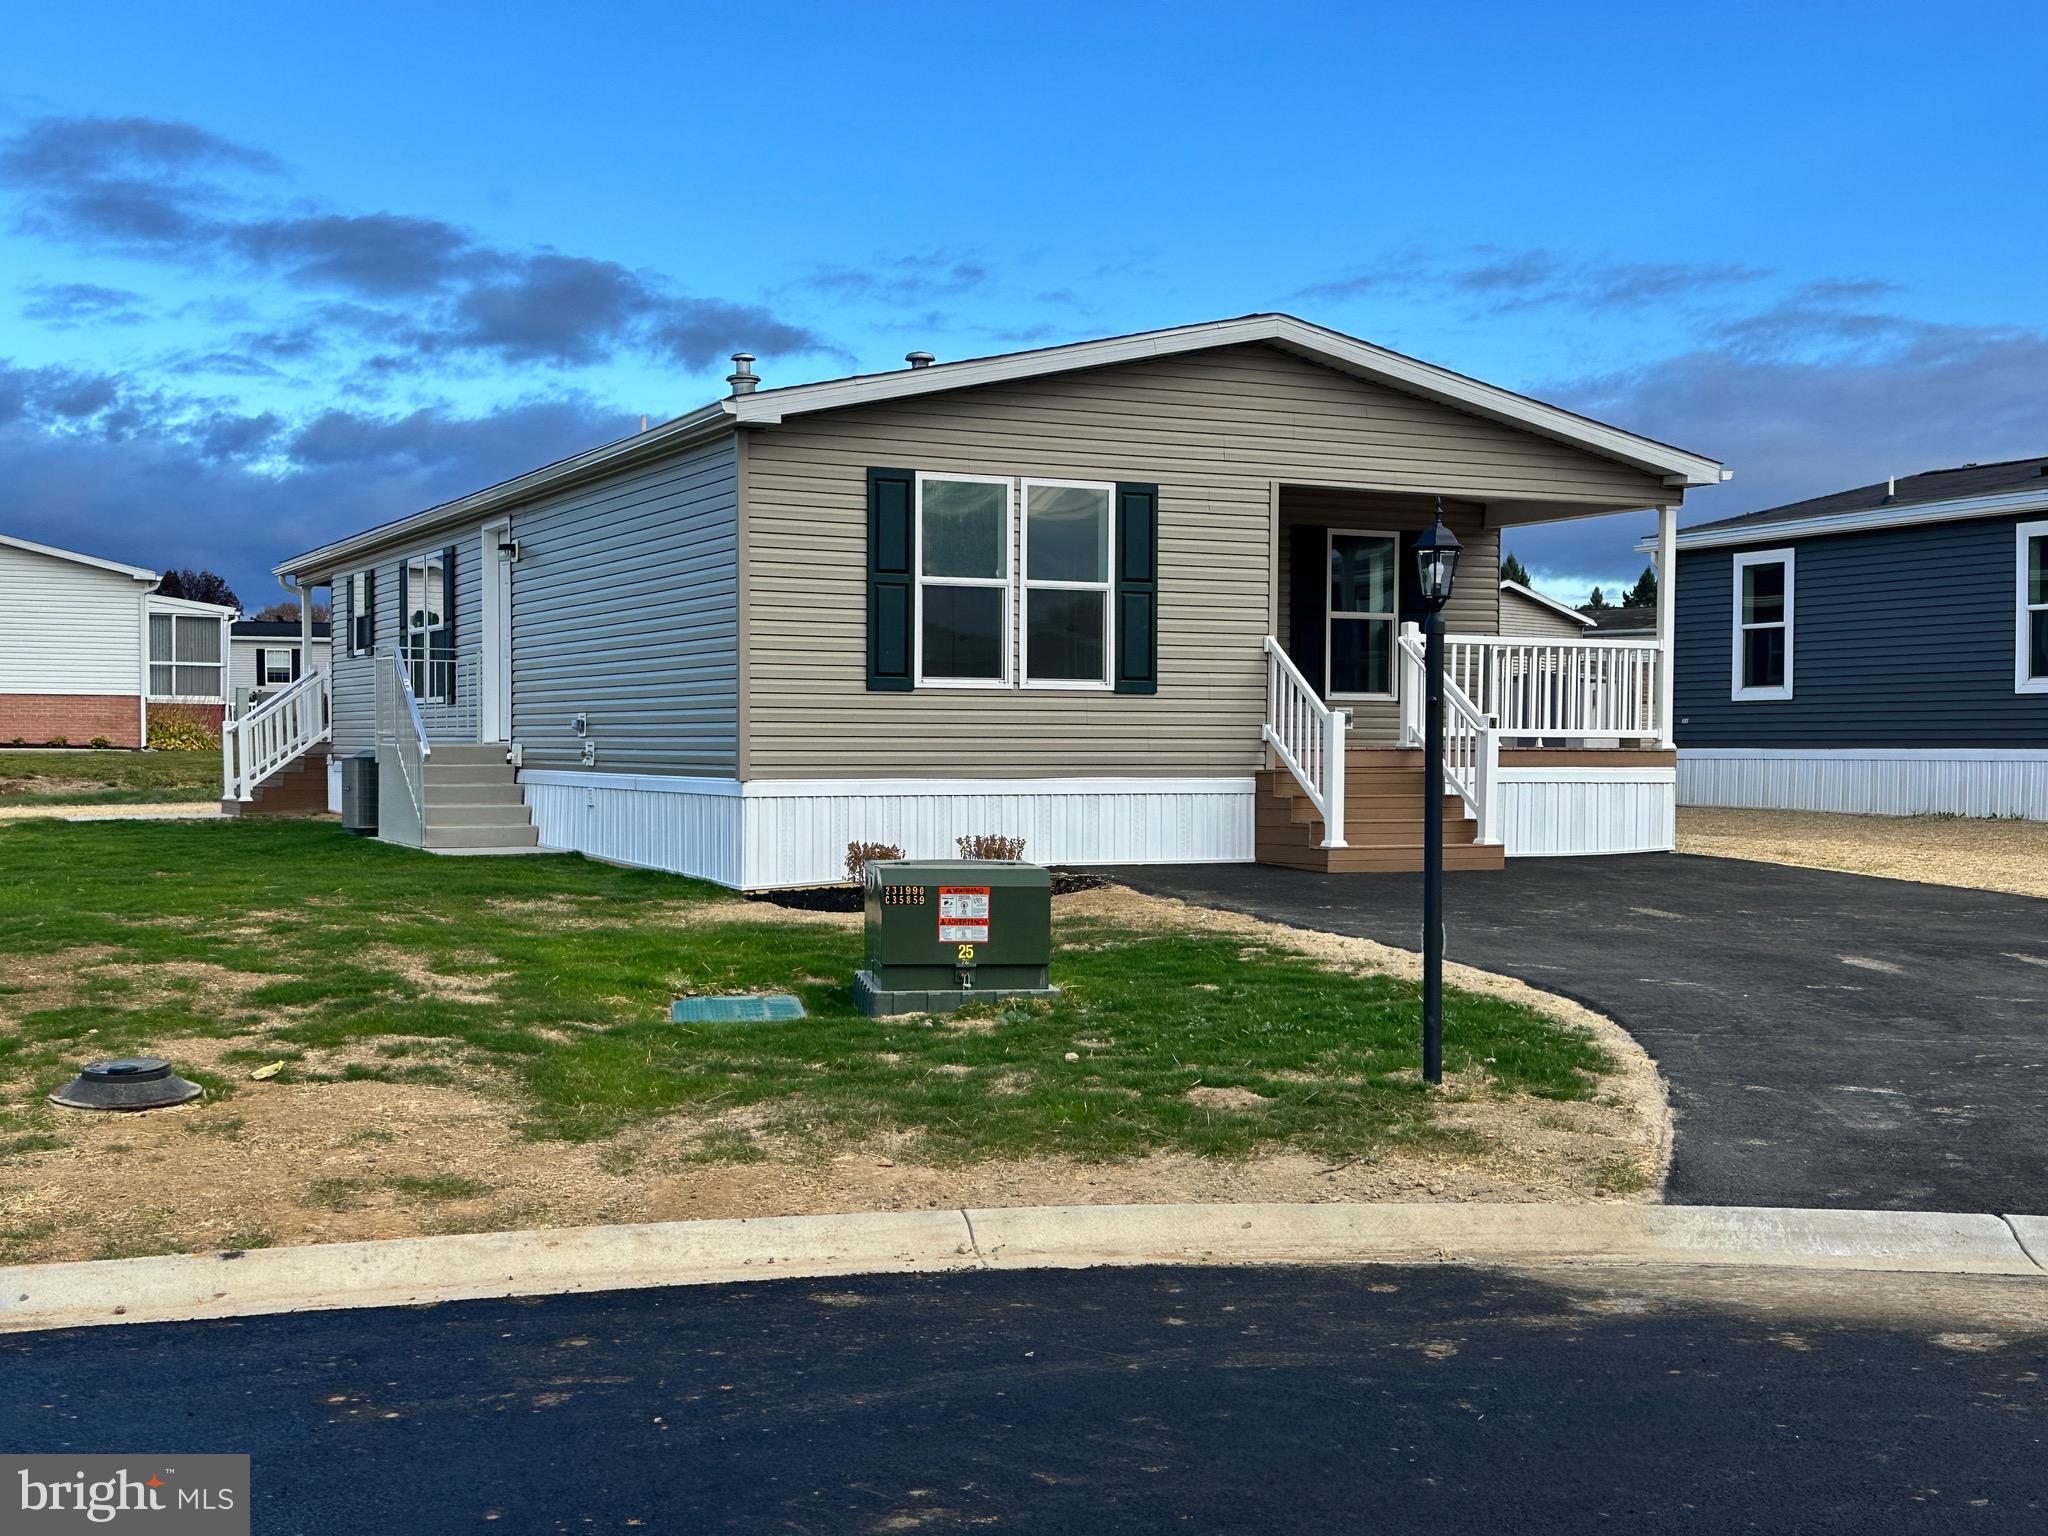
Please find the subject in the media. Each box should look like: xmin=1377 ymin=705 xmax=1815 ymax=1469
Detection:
xmin=1655 ymin=505 xmax=1678 ymax=748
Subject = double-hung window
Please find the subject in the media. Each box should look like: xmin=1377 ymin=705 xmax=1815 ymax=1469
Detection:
xmin=1732 ymin=548 xmax=1794 ymax=701
xmin=1326 ymin=530 xmax=1398 ymax=699
xmin=403 ymin=552 xmax=453 ymax=702
xmin=2020 ymin=519 xmax=2048 ymax=694
xmin=915 ymin=474 xmax=1013 ymax=687
xmin=263 ymin=649 xmax=296 ymax=686
xmin=1022 ymin=480 xmax=1113 ymax=688
xmin=148 ymin=614 xmax=224 ymax=700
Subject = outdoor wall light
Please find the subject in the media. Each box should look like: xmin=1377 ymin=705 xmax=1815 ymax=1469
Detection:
xmin=1414 ymin=504 xmax=1463 ymax=612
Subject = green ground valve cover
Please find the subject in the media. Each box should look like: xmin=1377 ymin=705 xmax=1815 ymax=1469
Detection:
xmin=671 ymin=994 xmax=808 ymax=1024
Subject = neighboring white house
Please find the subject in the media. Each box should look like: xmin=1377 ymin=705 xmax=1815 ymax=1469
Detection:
xmin=0 ymin=533 xmax=235 ymax=748
xmin=1498 ymin=579 xmax=1597 ymax=638
xmin=230 ymin=620 xmax=332 ymax=706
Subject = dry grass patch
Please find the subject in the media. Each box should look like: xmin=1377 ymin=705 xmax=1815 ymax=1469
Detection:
xmin=1677 ymin=806 xmax=2048 ymax=899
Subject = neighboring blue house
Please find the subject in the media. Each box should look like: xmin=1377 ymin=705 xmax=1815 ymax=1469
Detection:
xmin=1660 ymin=456 xmax=2048 ymax=819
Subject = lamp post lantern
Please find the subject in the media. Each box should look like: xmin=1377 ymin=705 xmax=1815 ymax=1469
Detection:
xmin=1412 ymin=505 xmax=1462 ymax=1086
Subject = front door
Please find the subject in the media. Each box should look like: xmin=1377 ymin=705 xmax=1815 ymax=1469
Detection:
xmin=479 ymin=520 xmax=513 ymax=742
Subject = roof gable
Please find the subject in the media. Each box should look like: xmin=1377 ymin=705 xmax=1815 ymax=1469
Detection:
xmin=0 ymin=533 xmax=155 ymax=582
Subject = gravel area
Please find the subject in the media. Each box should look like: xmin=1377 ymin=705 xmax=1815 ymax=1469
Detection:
xmin=1677 ymin=806 xmax=2048 ymax=900
xmin=0 ymin=801 xmax=224 ymax=822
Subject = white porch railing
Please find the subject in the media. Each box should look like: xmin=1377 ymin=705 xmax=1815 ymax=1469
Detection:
xmin=1444 ymin=634 xmax=1663 ymax=742
xmin=221 ymin=668 xmax=330 ymax=802
xmin=1262 ymin=636 xmax=1347 ymax=848
xmin=1398 ymin=624 xmax=1500 ymax=845
xmin=374 ymin=647 xmax=433 ymax=848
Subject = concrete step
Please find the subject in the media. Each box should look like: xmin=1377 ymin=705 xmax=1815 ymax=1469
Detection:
xmin=423 ymin=823 xmax=541 ymax=851
xmin=428 ymin=744 xmax=512 ymax=767
xmin=425 ymin=802 xmax=534 ymax=830
xmin=423 ymin=781 xmax=525 ymax=808
xmin=424 ymin=763 xmax=516 ymax=787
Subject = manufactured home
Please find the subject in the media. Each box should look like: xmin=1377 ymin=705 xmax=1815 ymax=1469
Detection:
xmin=1662 ymin=456 xmax=2048 ymax=819
xmin=1498 ymin=580 xmax=1597 ymax=639
xmin=229 ymin=619 xmax=331 ymax=707
xmin=246 ymin=315 xmax=1723 ymax=884
xmin=0 ymin=533 xmax=234 ymax=747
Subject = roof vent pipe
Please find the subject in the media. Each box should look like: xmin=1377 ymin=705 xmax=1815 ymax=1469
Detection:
xmin=1886 ymin=474 xmax=1896 ymax=502
xmin=905 ymin=350 xmax=936 ymax=369
xmin=726 ymin=353 xmax=759 ymax=395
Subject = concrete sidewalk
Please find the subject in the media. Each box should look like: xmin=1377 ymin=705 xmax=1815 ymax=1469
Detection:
xmin=5 ymin=1201 xmax=2043 ymax=1334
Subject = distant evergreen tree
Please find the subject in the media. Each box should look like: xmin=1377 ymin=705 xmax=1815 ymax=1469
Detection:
xmin=1500 ymin=551 xmax=1532 ymax=586
xmin=1587 ymin=586 xmax=1607 ymax=610
xmin=1626 ymin=566 xmax=1659 ymax=609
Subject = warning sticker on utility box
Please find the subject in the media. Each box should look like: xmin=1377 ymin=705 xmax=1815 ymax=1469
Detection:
xmin=937 ymin=886 xmax=991 ymax=944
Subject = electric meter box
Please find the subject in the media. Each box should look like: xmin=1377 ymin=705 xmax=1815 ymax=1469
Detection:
xmin=854 ymin=859 xmax=1059 ymax=1016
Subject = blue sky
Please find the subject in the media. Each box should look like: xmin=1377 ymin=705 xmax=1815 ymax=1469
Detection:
xmin=4 ymin=0 xmax=2046 ymax=610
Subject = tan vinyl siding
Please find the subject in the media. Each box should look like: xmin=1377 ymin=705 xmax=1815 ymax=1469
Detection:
xmin=1499 ymin=585 xmax=1592 ymax=638
xmin=741 ymin=343 xmax=1667 ymax=778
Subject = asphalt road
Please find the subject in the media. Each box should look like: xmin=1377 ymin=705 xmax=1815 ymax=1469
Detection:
xmin=1105 ymin=855 xmax=2048 ymax=1213
xmin=4 ymin=1264 xmax=2043 ymax=1534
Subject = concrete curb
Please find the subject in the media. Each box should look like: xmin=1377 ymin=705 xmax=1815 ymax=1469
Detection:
xmin=3 ymin=1202 xmax=2041 ymax=1335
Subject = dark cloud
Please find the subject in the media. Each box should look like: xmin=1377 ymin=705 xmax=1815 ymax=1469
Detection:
xmin=1504 ymin=314 xmax=2048 ymax=595
xmin=0 ymin=113 xmax=834 ymax=374
xmin=1298 ymin=246 xmax=1769 ymax=313
xmin=20 ymin=281 xmax=150 ymax=327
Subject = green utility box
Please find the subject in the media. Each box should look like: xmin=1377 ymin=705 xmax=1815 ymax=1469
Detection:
xmin=854 ymin=859 xmax=1060 ymax=1016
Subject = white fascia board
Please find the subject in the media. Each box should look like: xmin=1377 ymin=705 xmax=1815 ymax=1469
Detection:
xmin=146 ymin=594 xmax=240 ymax=617
xmin=1639 ymin=486 xmax=2048 ymax=553
xmin=1499 ymin=579 xmax=1597 ymax=627
xmin=731 ymin=314 xmax=1726 ymax=488
xmin=275 ymin=403 xmax=734 ymax=579
xmin=0 ymin=532 xmax=156 ymax=582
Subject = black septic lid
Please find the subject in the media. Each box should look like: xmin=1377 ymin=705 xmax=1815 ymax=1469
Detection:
xmin=51 ymin=1056 xmax=203 ymax=1112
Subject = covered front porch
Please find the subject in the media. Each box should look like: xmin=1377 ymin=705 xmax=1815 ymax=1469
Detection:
xmin=1258 ymin=484 xmax=1680 ymax=870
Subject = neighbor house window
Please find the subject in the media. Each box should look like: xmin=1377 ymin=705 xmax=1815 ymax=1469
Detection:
xmin=263 ymin=650 xmax=295 ymax=685
xmin=1732 ymin=548 xmax=1794 ymax=701
xmin=915 ymin=474 xmax=1012 ymax=686
xmin=1327 ymin=531 xmax=1398 ymax=698
xmin=2021 ymin=520 xmax=2048 ymax=694
xmin=1022 ymin=480 xmax=1113 ymax=688
xmin=347 ymin=570 xmax=374 ymax=655
xmin=148 ymin=614 xmax=224 ymax=699
xmin=403 ymin=551 xmax=453 ymax=701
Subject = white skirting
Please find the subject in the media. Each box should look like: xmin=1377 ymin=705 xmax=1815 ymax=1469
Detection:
xmin=1495 ymin=766 xmax=1677 ymax=857
xmin=519 ymin=771 xmax=1255 ymax=889
xmin=1679 ymin=748 xmax=2048 ymax=820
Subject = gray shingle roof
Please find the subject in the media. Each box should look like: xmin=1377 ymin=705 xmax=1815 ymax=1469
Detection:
xmin=1684 ymin=455 xmax=2048 ymax=536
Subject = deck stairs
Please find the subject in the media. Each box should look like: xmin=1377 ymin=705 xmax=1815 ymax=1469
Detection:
xmin=417 ymin=744 xmax=540 ymax=852
xmin=221 ymin=741 xmax=332 ymax=817
xmin=1256 ymin=748 xmax=1505 ymax=873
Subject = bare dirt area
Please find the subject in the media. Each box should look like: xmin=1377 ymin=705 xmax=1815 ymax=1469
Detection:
xmin=0 ymin=885 xmax=1670 ymax=1266
xmin=1677 ymin=806 xmax=2048 ymax=900
xmin=0 ymin=802 xmax=223 ymax=822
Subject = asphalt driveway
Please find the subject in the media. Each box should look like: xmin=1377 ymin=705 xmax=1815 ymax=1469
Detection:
xmin=1105 ymin=855 xmax=2048 ymax=1213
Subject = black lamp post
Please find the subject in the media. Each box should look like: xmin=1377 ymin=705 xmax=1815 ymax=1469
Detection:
xmin=1412 ymin=505 xmax=1463 ymax=1086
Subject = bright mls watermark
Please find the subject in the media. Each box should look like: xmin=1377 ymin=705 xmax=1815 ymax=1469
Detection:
xmin=4 ymin=1456 xmax=248 ymax=1534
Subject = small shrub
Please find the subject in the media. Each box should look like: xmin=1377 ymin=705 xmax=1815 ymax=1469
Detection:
xmin=7 ymin=737 xmax=23 ymax=747
xmin=958 ymin=832 xmax=1027 ymax=861
xmin=44 ymin=736 xmax=68 ymax=748
xmin=845 ymin=840 xmax=906 ymax=881
xmin=147 ymin=705 xmax=220 ymax=752
xmin=88 ymin=736 xmax=112 ymax=749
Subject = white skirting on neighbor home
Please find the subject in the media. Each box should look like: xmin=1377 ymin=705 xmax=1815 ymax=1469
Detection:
xmin=1678 ymin=748 xmax=2048 ymax=821
xmin=519 ymin=771 xmax=1256 ymax=889
xmin=1494 ymin=766 xmax=1677 ymax=857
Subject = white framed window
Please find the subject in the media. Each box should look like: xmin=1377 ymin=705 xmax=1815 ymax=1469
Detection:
xmin=403 ymin=552 xmax=452 ymax=701
xmin=148 ymin=614 xmax=225 ymax=700
xmin=1021 ymin=479 xmax=1114 ymax=689
xmin=346 ymin=570 xmax=374 ymax=656
xmin=1326 ymin=529 xmax=1398 ymax=700
xmin=263 ymin=649 xmax=295 ymax=685
xmin=2019 ymin=520 xmax=2048 ymax=694
xmin=1731 ymin=547 xmax=1794 ymax=701
xmin=914 ymin=473 xmax=1012 ymax=688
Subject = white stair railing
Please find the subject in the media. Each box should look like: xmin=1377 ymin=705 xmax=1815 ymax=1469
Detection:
xmin=1444 ymin=634 xmax=1662 ymax=741
xmin=1262 ymin=636 xmax=1346 ymax=848
xmin=373 ymin=647 xmax=433 ymax=848
xmin=1398 ymin=623 xmax=1500 ymax=846
xmin=222 ymin=668 xmax=331 ymax=802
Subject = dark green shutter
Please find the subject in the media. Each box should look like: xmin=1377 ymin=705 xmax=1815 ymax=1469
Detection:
xmin=361 ymin=569 xmax=376 ymax=653
xmin=1114 ymin=482 xmax=1159 ymax=694
xmin=867 ymin=467 xmax=916 ymax=691
xmin=255 ymin=648 xmax=266 ymax=684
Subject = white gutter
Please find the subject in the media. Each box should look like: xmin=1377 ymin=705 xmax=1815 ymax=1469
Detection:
xmin=1639 ymin=485 xmax=2048 ymax=553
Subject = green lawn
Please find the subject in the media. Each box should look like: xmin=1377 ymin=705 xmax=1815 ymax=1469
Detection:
xmin=0 ymin=819 xmax=1614 ymax=1166
xmin=0 ymin=749 xmax=221 ymax=806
